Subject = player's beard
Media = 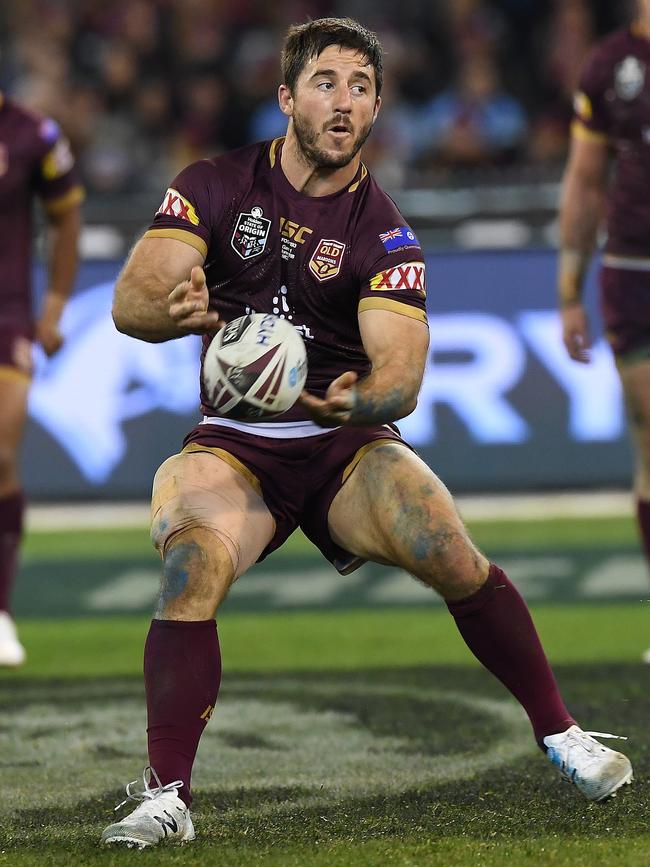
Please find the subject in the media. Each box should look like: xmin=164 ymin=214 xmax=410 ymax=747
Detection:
xmin=292 ymin=109 xmax=374 ymax=169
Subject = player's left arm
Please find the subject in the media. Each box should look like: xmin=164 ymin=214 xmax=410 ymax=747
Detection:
xmin=33 ymin=120 xmax=84 ymax=356
xmin=36 ymin=202 xmax=82 ymax=356
xmin=300 ymin=309 xmax=429 ymax=427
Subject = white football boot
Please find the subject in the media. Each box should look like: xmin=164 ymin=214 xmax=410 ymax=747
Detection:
xmin=0 ymin=611 xmax=26 ymax=667
xmin=101 ymin=767 xmax=195 ymax=848
xmin=543 ymin=725 xmax=633 ymax=801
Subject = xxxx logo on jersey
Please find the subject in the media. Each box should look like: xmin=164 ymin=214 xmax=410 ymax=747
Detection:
xmin=370 ymin=261 xmax=426 ymax=296
xmin=156 ymin=188 xmax=200 ymax=225
xmin=309 ymin=239 xmax=346 ymax=281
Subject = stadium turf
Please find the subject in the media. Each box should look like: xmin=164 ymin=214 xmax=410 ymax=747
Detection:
xmin=0 ymin=516 xmax=648 ymax=865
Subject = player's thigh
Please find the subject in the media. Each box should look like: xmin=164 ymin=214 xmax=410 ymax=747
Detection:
xmin=618 ymin=356 xmax=650 ymax=482
xmin=327 ymin=442 xmax=486 ymax=588
xmin=151 ymin=449 xmax=275 ymax=605
xmin=0 ymin=373 xmax=30 ymax=486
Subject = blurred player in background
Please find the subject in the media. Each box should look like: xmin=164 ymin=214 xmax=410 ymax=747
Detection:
xmin=102 ymin=18 xmax=632 ymax=849
xmin=558 ymin=0 xmax=650 ymax=660
xmin=0 ymin=92 xmax=83 ymax=666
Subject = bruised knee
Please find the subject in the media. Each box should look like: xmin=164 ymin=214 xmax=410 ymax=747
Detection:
xmin=410 ymin=524 xmax=489 ymax=599
xmin=154 ymin=529 xmax=233 ymax=618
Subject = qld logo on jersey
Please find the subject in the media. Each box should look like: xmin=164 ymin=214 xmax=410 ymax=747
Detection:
xmin=157 ymin=188 xmax=200 ymax=226
xmin=379 ymin=226 xmax=419 ymax=253
xmin=370 ymin=261 xmax=426 ymax=297
xmin=231 ymin=206 xmax=271 ymax=260
xmin=308 ymin=239 xmax=346 ymax=281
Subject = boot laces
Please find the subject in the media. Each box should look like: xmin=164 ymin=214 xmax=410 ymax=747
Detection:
xmin=114 ymin=766 xmax=184 ymax=812
xmin=568 ymin=730 xmax=627 ymax=754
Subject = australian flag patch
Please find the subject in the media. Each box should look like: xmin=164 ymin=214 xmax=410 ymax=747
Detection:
xmin=379 ymin=226 xmax=419 ymax=253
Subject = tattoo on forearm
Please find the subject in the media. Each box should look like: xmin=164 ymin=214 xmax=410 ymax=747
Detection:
xmin=348 ymin=386 xmax=407 ymax=425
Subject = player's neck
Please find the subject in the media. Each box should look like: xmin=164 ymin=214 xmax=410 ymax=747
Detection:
xmin=280 ymin=130 xmax=361 ymax=197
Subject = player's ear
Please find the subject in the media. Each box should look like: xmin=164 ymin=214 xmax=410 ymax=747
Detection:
xmin=278 ymin=85 xmax=293 ymax=117
xmin=372 ymin=96 xmax=381 ymax=123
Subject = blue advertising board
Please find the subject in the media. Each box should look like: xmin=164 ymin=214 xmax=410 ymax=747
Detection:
xmin=22 ymin=251 xmax=632 ymax=498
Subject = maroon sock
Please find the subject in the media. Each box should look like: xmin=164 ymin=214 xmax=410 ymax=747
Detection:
xmin=446 ymin=564 xmax=575 ymax=742
xmin=636 ymin=498 xmax=650 ymax=573
xmin=0 ymin=490 xmax=24 ymax=613
xmin=144 ymin=619 xmax=221 ymax=806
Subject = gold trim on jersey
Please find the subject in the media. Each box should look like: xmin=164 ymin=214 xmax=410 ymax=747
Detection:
xmin=0 ymin=365 xmax=31 ymax=384
xmin=342 ymin=438 xmax=397 ymax=484
xmin=42 ymin=185 xmax=85 ymax=216
xmin=347 ymin=163 xmax=368 ymax=193
xmin=269 ymin=137 xmax=284 ymax=167
xmin=144 ymin=228 xmax=208 ymax=258
xmin=571 ymin=120 xmax=609 ymax=144
xmin=181 ymin=442 xmax=263 ymax=497
xmin=573 ymin=91 xmax=592 ymax=123
xmin=358 ymin=297 xmax=428 ymax=324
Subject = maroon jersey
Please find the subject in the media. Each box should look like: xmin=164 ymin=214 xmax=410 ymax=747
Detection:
xmin=573 ymin=28 xmax=650 ymax=257
xmin=146 ymin=138 xmax=427 ymax=421
xmin=0 ymin=93 xmax=84 ymax=333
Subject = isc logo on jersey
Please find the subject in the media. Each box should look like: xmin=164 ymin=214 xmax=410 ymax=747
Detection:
xmin=370 ymin=262 xmax=426 ymax=296
xmin=156 ymin=188 xmax=200 ymax=225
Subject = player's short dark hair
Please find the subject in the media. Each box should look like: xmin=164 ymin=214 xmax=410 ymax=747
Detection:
xmin=281 ymin=17 xmax=383 ymax=97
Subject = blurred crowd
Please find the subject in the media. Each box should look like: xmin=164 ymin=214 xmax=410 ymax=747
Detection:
xmin=0 ymin=0 xmax=628 ymax=195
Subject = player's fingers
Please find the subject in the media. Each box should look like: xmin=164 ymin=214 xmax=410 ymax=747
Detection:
xmin=177 ymin=311 xmax=224 ymax=334
xmin=46 ymin=337 xmax=64 ymax=357
xmin=565 ymin=331 xmax=590 ymax=363
xmin=197 ymin=312 xmax=225 ymax=335
xmin=41 ymin=336 xmax=64 ymax=357
xmin=298 ymin=390 xmax=325 ymax=410
xmin=331 ymin=370 xmax=358 ymax=391
xmin=190 ymin=265 xmax=207 ymax=290
xmin=168 ymin=281 xmax=192 ymax=303
xmin=169 ymin=299 xmax=207 ymax=320
xmin=326 ymin=392 xmax=355 ymax=410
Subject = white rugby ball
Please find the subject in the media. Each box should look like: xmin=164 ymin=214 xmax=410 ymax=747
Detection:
xmin=201 ymin=313 xmax=308 ymax=421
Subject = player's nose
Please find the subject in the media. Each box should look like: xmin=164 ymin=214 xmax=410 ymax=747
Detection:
xmin=333 ymin=84 xmax=353 ymax=113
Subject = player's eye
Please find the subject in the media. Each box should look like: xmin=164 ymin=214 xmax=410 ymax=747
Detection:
xmin=317 ymin=81 xmax=334 ymax=90
xmin=351 ymin=85 xmax=366 ymax=95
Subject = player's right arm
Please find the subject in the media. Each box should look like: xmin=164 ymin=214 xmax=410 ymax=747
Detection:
xmin=114 ymin=161 xmax=225 ymax=342
xmin=557 ymin=133 xmax=609 ymax=362
xmin=112 ymin=237 xmax=222 ymax=343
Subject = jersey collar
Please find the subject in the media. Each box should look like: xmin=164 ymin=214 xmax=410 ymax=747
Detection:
xmin=269 ymin=137 xmax=369 ymax=200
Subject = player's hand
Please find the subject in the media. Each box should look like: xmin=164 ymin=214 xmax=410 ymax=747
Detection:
xmin=35 ymin=315 xmax=64 ymax=357
xmin=299 ymin=370 xmax=358 ymax=427
xmin=561 ymin=302 xmax=591 ymax=363
xmin=168 ymin=266 xmax=224 ymax=335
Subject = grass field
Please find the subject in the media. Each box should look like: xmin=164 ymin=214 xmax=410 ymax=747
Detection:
xmin=0 ymin=514 xmax=648 ymax=866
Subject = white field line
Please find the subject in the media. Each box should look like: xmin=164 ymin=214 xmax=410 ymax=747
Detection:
xmin=25 ymin=489 xmax=634 ymax=532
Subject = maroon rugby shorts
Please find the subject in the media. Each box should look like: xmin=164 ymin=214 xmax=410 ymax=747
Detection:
xmin=182 ymin=421 xmax=412 ymax=573
xmin=600 ymin=266 xmax=650 ymax=359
